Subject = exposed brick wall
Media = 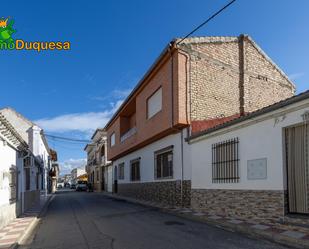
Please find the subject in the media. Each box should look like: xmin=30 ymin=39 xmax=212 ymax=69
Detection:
xmin=243 ymin=39 xmax=294 ymax=113
xmin=179 ymin=36 xmax=295 ymax=128
xmin=107 ymin=35 xmax=295 ymax=159
xmin=183 ymin=41 xmax=241 ymax=121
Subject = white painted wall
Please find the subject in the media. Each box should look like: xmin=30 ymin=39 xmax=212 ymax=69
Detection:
xmin=28 ymin=125 xmax=50 ymax=192
xmin=0 ymin=141 xmax=17 ymax=206
xmin=190 ymin=101 xmax=309 ymax=191
xmin=0 ymin=138 xmax=22 ymax=229
xmin=112 ymin=129 xmax=191 ymax=183
xmin=0 ymin=109 xmax=51 ymax=193
xmin=107 ymin=166 xmax=113 ymax=192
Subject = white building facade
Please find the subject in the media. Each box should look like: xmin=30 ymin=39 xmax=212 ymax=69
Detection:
xmin=0 ymin=108 xmax=51 ymax=211
xmin=71 ymin=168 xmax=86 ymax=184
xmin=112 ymin=129 xmax=192 ymax=206
xmin=188 ymin=91 xmax=309 ymax=221
xmin=0 ymin=113 xmax=28 ymax=229
xmin=85 ymin=129 xmax=111 ymax=192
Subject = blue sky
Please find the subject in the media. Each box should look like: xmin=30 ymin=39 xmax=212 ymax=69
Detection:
xmin=1 ymin=0 xmax=308 ymax=174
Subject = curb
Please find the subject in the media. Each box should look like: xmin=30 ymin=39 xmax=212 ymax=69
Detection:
xmin=167 ymin=211 xmax=303 ymax=249
xmin=102 ymin=193 xmax=307 ymax=249
xmin=10 ymin=195 xmax=55 ymax=249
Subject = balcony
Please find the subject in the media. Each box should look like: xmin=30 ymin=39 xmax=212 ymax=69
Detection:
xmin=101 ymin=155 xmax=105 ymax=165
xmin=120 ymin=127 xmax=137 ymax=143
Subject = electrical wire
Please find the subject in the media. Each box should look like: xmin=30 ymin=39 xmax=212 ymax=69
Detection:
xmin=45 ymin=134 xmax=91 ymax=143
xmin=176 ymin=0 xmax=237 ymax=45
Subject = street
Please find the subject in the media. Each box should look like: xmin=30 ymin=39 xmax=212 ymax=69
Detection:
xmin=18 ymin=190 xmax=291 ymax=249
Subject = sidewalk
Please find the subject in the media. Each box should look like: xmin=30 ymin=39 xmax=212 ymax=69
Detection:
xmin=101 ymin=192 xmax=309 ymax=249
xmin=0 ymin=194 xmax=53 ymax=249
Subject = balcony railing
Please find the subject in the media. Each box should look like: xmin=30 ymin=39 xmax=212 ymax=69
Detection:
xmin=101 ymin=155 xmax=105 ymax=164
xmin=120 ymin=127 xmax=137 ymax=143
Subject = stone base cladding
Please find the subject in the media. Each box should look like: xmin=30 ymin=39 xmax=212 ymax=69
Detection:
xmin=191 ymin=189 xmax=285 ymax=221
xmin=118 ymin=180 xmax=191 ymax=207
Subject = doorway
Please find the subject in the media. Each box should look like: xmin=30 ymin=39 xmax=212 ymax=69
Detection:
xmin=285 ymin=123 xmax=309 ymax=214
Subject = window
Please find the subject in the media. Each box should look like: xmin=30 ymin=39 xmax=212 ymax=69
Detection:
xmin=24 ymin=156 xmax=31 ymax=167
xmin=118 ymin=163 xmax=125 ymax=180
xmin=9 ymin=167 xmax=17 ymax=203
xmin=25 ymin=168 xmax=30 ymax=190
xmin=147 ymin=87 xmax=162 ymax=119
xmin=110 ymin=133 xmax=115 ymax=147
xmin=212 ymin=138 xmax=239 ymax=183
xmin=96 ymin=169 xmax=99 ymax=181
xmin=155 ymin=146 xmax=173 ymax=179
xmin=130 ymin=159 xmax=140 ymax=181
xmin=101 ymin=145 xmax=105 ymax=163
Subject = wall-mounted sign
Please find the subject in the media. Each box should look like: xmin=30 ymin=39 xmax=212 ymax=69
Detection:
xmin=247 ymin=158 xmax=267 ymax=180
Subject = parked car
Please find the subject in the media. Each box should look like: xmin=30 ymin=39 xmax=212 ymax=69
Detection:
xmin=70 ymin=183 xmax=76 ymax=189
xmin=57 ymin=182 xmax=64 ymax=189
xmin=76 ymin=181 xmax=87 ymax=191
xmin=87 ymin=183 xmax=93 ymax=192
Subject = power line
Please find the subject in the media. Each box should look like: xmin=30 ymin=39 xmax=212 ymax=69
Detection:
xmin=45 ymin=134 xmax=91 ymax=143
xmin=176 ymin=0 xmax=237 ymax=45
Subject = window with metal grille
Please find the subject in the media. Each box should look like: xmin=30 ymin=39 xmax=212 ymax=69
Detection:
xmin=154 ymin=146 xmax=173 ymax=179
xmin=118 ymin=163 xmax=125 ymax=180
xmin=212 ymin=138 xmax=239 ymax=183
xmin=130 ymin=159 xmax=140 ymax=181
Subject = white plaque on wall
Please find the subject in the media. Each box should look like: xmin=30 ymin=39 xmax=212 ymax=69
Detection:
xmin=247 ymin=158 xmax=267 ymax=180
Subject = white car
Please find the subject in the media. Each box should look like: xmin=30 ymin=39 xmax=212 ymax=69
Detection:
xmin=57 ymin=182 xmax=64 ymax=188
xmin=76 ymin=181 xmax=87 ymax=191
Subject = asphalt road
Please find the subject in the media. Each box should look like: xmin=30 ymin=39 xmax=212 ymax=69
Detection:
xmin=18 ymin=190 xmax=292 ymax=249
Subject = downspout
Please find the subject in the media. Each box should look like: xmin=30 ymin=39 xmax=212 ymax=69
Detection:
xmin=169 ymin=42 xmax=175 ymax=128
xmin=180 ymin=128 xmax=184 ymax=207
xmin=175 ymin=45 xmax=191 ymax=207
xmin=238 ymin=34 xmax=245 ymax=116
xmin=169 ymin=42 xmax=184 ymax=206
xmin=21 ymin=150 xmax=30 ymax=213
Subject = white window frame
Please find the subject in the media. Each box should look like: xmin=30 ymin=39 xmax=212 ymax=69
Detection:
xmin=118 ymin=163 xmax=125 ymax=180
xmin=110 ymin=132 xmax=115 ymax=147
xmin=147 ymin=87 xmax=162 ymax=119
xmin=154 ymin=145 xmax=173 ymax=179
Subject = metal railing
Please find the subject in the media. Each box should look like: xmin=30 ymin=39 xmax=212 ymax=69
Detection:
xmin=120 ymin=127 xmax=137 ymax=143
xmin=212 ymin=137 xmax=239 ymax=183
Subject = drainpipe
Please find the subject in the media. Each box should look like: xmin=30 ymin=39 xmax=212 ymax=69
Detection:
xmin=21 ymin=150 xmax=30 ymax=213
xmin=238 ymin=34 xmax=245 ymax=116
xmin=180 ymin=129 xmax=185 ymax=207
xmin=169 ymin=42 xmax=175 ymax=128
xmin=169 ymin=42 xmax=184 ymax=206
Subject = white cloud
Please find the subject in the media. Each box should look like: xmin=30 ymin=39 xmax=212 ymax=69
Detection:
xmin=112 ymin=88 xmax=132 ymax=99
xmin=91 ymin=88 xmax=132 ymax=101
xmin=289 ymin=72 xmax=305 ymax=81
xmin=35 ymin=100 xmax=123 ymax=133
xmin=59 ymin=158 xmax=86 ymax=175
